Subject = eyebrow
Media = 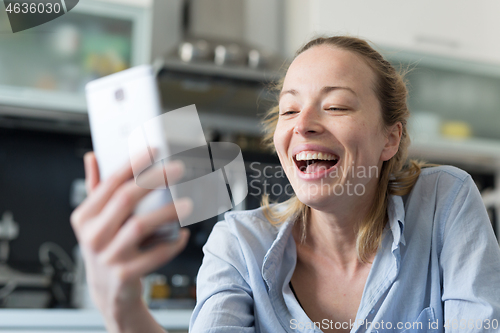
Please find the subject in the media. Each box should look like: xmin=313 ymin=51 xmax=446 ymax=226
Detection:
xmin=279 ymin=86 xmax=357 ymax=100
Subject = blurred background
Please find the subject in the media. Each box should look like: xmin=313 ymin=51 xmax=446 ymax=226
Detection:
xmin=0 ymin=0 xmax=499 ymax=331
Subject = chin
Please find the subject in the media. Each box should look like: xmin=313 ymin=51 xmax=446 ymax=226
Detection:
xmin=294 ymin=187 xmax=336 ymax=210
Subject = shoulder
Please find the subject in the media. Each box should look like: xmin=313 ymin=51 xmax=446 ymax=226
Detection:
xmin=203 ymin=206 xmax=287 ymax=268
xmin=405 ymin=164 xmax=486 ymax=236
xmin=417 ymin=164 xmax=470 ymax=183
xmin=411 ymin=165 xmax=473 ymax=198
xmin=210 ymin=206 xmax=282 ymax=244
xmin=403 ymin=165 xmax=478 ymax=228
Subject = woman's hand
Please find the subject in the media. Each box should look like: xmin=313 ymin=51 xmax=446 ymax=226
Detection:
xmin=70 ymin=152 xmax=191 ymax=333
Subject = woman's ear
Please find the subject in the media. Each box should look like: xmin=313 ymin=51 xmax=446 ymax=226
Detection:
xmin=381 ymin=122 xmax=402 ymax=161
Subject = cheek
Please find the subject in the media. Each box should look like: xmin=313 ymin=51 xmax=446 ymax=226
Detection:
xmin=335 ymin=120 xmax=366 ymax=146
xmin=273 ymin=127 xmax=282 ymax=152
xmin=340 ymin=119 xmax=382 ymax=159
xmin=273 ymin=120 xmax=291 ymax=148
xmin=273 ymin=129 xmax=293 ymax=178
xmin=359 ymin=121 xmax=387 ymax=161
xmin=273 ymin=125 xmax=287 ymax=162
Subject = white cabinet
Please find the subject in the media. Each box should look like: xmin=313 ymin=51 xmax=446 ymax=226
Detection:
xmin=96 ymin=0 xmax=153 ymax=7
xmin=0 ymin=0 xmax=151 ymax=114
xmin=285 ymin=0 xmax=500 ymax=65
xmin=0 ymin=0 xmax=182 ymax=116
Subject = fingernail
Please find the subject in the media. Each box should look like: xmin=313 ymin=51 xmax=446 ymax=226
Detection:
xmin=84 ymin=152 xmax=93 ymax=164
xmin=164 ymin=160 xmax=185 ymax=179
xmin=175 ymin=197 xmax=193 ymax=219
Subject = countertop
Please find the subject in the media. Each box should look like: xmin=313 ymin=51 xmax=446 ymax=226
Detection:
xmin=0 ymin=308 xmax=192 ymax=332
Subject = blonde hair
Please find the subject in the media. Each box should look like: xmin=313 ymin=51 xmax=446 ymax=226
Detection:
xmin=261 ymin=36 xmax=434 ymax=263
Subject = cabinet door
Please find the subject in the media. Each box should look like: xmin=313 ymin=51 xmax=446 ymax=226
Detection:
xmin=309 ymin=0 xmax=500 ymax=65
xmin=468 ymin=1 xmax=500 ymax=64
xmin=309 ymin=0 xmax=413 ymax=49
xmin=0 ymin=0 xmax=150 ymax=113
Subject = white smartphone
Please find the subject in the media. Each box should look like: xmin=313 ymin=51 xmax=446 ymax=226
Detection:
xmin=85 ymin=65 xmax=180 ymax=245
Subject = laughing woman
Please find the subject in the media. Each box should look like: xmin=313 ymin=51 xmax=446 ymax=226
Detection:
xmin=189 ymin=37 xmax=500 ymax=332
xmin=71 ymin=36 xmax=500 ymax=333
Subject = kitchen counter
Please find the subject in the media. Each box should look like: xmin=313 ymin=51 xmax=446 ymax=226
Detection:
xmin=0 ymin=309 xmax=192 ymax=332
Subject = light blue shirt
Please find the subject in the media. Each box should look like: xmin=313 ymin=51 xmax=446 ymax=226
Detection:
xmin=189 ymin=166 xmax=500 ymax=333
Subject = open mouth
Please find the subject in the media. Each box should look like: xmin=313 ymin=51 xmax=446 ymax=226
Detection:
xmin=293 ymin=151 xmax=339 ymax=174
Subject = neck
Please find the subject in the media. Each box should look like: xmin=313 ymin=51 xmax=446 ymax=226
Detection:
xmin=294 ymin=179 xmax=378 ymax=271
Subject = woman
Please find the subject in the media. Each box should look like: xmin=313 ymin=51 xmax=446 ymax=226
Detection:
xmin=71 ymin=36 xmax=500 ymax=333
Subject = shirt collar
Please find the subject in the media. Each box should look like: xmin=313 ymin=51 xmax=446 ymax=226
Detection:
xmin=261 ymin=194 xmax=407 ymax=288
xmin=387 ymin=194 xmax=406 ymax=249
xmin=261 ymin=213 xmax=296 ymax=291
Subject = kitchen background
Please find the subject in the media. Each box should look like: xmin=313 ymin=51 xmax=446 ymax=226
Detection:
xmin=0 ymin=0 xmax=499 ymax=331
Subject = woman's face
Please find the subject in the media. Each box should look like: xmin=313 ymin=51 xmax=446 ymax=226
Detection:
xmin=274 ymin=45 xmax=400 ymax=210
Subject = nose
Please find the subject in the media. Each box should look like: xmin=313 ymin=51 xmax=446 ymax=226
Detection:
xmin=293 ymin=105 xmax=324 ymax=136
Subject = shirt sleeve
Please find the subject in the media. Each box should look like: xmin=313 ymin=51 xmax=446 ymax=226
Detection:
xmin=189 ymin=221 xmax=256 ymax=333
xmin=440 ymin=174 xmax=500 ymax=330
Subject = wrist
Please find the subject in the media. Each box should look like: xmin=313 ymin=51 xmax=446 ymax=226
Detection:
xmin=105 ymin=298 xmax=164 ymax=333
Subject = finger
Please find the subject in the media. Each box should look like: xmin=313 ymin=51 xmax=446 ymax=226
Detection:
xmin=86 ymin=161 xmax=186 ymax=249
xmin=72 ymin=150 xmax=151 ymax=227
xmin=135 ymin=160 xmax=185 ymax=190
xmin=84 ymin=152 xmax=100 ymax=195
xmin=82 ymin=180 xmax=152 ymax=252
xmin=103 ymin=198 xmax=192 ymax=260
xmin=123 ymin=229 xmax=190 ymax=281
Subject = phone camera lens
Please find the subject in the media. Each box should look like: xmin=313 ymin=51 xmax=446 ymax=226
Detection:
xmin=115 ymin=88 xmax=125 ymax=101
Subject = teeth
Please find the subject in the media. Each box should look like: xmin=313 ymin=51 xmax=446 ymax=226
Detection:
xmin=294 ymin=151 xmax=337 ymax=161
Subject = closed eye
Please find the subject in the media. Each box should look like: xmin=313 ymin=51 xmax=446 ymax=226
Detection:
xmin=280 ymin=110 xmax=299 ymax=116
xmin=327 ymin=107 xmax=348 ymax=111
